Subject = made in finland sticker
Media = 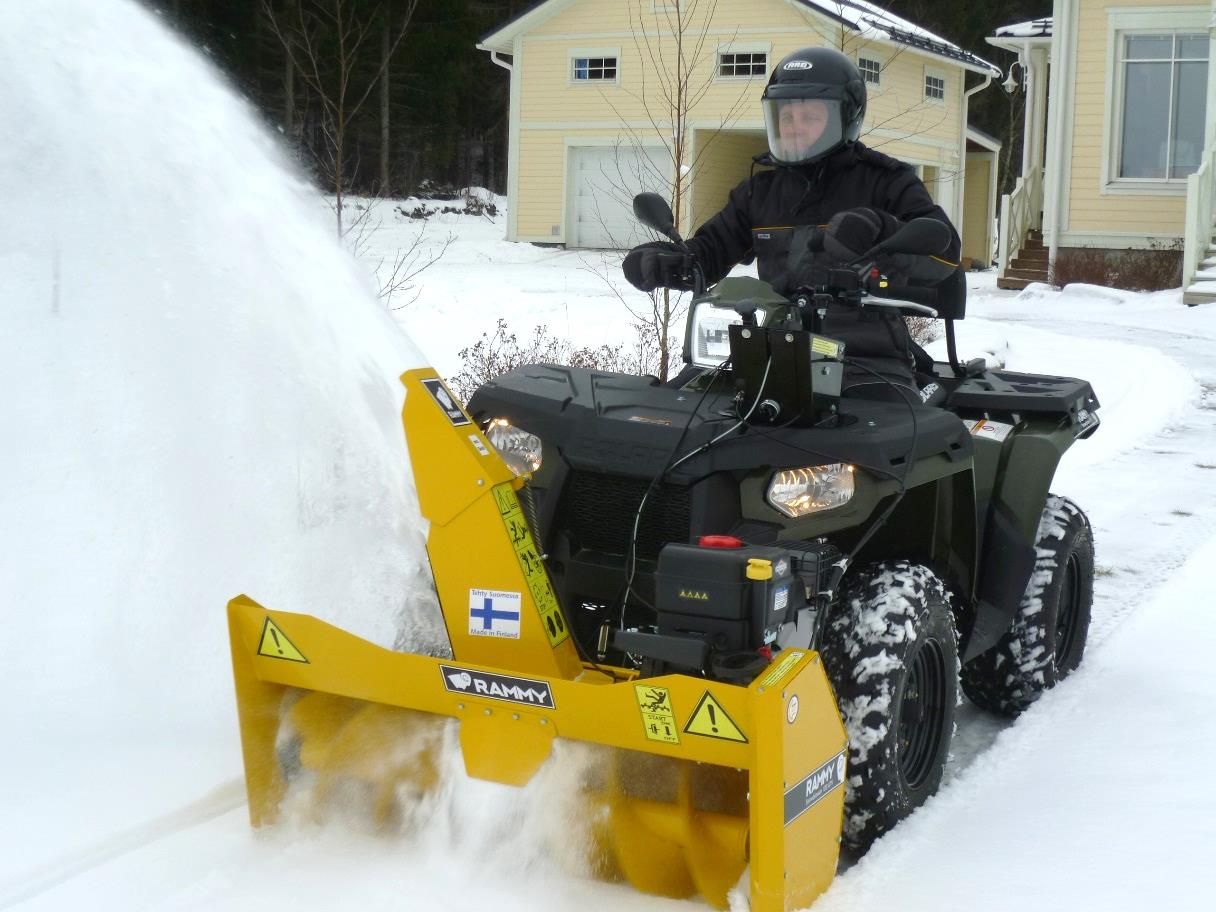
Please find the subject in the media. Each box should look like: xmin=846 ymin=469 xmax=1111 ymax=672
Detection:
xmin=440 ymin=664 xmax=555 ymax=709
xmin=783 ymin=751 xmax=847 ymax=827
xmin=468 ymin=588 xmax=521 ymax=639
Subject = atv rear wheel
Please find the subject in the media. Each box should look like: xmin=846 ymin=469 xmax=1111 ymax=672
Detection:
xmin=961 ymin=495 xmax=1094 ymax=717
xmin=820 ymin=561 xmax=959 ymax=853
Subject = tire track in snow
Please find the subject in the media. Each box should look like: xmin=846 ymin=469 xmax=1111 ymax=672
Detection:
xmin=942 ymin=312 xmax=1216 ymax=787
xmin=0 ymin=780 xmax=245 ymax=910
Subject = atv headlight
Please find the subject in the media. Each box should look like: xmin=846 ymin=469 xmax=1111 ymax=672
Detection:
xmin=485 ymin=419 xmax=543 ymax=476
xmin=766 ymin=464 xmax=854 ymax=518
xmin=689 ymin=301 xmax=771 ymax=368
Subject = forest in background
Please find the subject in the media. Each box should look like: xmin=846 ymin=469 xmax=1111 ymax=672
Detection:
xmin=155 ymin=0 xmax=1050 ymax=199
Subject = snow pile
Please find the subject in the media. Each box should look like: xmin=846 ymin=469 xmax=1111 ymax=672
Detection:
xmin=0 ymin=0 xmax=445 ymax=888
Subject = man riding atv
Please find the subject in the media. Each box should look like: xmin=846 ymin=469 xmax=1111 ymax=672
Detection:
xmin=623 ymin=46 xmax=962 ymax=396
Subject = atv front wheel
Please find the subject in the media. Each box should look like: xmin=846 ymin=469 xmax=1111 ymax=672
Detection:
xmin=820 ymin=561 xmax=959 ymax=853
xmin=961 ymin=495 xmax=1094 ymax=717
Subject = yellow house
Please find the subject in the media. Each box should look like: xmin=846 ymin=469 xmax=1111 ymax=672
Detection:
xmin=989 ymin=1 xmax=1216 ymax=301
xmin=477 ymin=0 xmax=1002 ymax=262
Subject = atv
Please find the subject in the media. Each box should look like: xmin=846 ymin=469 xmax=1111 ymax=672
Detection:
xmin=466 ymin=193 xmax=1100 ymax=852
xmin=225 ymin=195 xmax=1099 ymax=912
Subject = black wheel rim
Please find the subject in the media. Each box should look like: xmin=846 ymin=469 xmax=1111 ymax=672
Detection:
xmin=898 ymin=638 xmax=948 ymax=790
xmin=1054 ymin=552 xmax=1082 ymax=666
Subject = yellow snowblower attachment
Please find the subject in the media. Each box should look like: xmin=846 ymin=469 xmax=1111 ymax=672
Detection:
xmin=228 ymin=368 xmax=848 ymax=911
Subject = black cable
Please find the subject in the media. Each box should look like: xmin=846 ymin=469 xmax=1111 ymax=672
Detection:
xmin=818 ymin=358 xmax=922 ymax=602
xmin=609 ymin=358 xmax=733 ymax=630
xmin=617 ymin=356 xmax=774 ymax=630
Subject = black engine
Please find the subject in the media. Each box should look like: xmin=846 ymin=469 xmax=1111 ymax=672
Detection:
xmin=614 ymin=536 xmax=840 ymax=682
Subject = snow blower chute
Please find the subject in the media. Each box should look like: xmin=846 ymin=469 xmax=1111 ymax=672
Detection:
xmin=228 ymin=368 xmax=848 ymax=910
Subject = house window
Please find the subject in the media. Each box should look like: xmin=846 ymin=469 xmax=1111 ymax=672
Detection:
xmin=858 ymin=56 xmax=881 ymax=85
xmin=719 ymin=51 xmax=767 ymax=78
xmin=1117 ymin=33 xmax=1208 ymax=179
xmin=572 ymin=56 xmax=617 ymax=82
xmin=924 ymin=72 xmax=946 ymax=101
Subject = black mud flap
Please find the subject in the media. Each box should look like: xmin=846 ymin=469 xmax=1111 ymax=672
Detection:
xmin=963 ymin=506 xmax=1035 ymax=661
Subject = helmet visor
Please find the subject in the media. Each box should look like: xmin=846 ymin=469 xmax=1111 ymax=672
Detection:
xmin=762 ymin=97 xmax=844 ymax=165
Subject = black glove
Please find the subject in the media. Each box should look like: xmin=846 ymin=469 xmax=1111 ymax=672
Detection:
xmin=622 ymin=242 xmax=693 ymax=292
xmin=823 ymin=207 xmax=900 ymax=262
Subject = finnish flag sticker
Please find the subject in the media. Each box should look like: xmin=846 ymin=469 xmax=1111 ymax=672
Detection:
xmin=468 ymin=588 xmax=522 ymax=639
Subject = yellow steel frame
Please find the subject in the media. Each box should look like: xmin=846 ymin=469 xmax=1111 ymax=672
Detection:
xmin=227 ymin=368 xmax=848 ymax=910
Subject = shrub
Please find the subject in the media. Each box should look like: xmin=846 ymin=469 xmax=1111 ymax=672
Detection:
xmin=905 ymin=316 xmax=942 ymax=347
xmin=1050 ymin=243 xmax=1182 ymax=291
xmin=448 ymin=319 xmax=660 ymax=402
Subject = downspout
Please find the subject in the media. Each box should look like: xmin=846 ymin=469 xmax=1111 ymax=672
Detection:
xmin=1046 ymin=0 xmax=1075 ymax=271
xmin=489 ymin=51 xmax=512 ymax=72
xmin=960 ymin=72 xmax=993 ymax=231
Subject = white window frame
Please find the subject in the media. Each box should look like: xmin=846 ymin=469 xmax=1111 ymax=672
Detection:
xmin=568 ymin=47 xmax=621 ymax=86
xmin=858 ymin=54 xmax=883 ymax=87
xmin=714 ymin=41 xmax=771 ymax=82
xmin=923 ymin=68 xmax=947 ymax=104
xmin=1102 ymin=7 xmax=1211 ymax=195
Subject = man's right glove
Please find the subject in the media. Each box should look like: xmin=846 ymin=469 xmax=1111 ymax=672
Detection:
xmin=622 ymin=242 xmax=694 ymax=292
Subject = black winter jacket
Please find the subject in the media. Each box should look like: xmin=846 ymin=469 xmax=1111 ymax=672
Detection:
xmin=684 ymin=141 xmax=963 ymax=392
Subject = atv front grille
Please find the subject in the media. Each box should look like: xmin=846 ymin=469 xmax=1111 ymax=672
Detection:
xmin=559 ymin=471 xmax=691 ymax=560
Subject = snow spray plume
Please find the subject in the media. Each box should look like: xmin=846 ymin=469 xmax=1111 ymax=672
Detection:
xmin=0 ymin=1 xmax=445 ymax=733
xmin=0 ymin=0 xmax=601 ymax=886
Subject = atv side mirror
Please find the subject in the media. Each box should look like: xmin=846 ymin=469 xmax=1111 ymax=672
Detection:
xmin=633 ymin=192 xmax=683 ymax=243
xmin=874 ymin=218 xmax=952 ymax=257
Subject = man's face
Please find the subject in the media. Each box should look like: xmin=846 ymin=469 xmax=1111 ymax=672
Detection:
xmin=778 ymin=99 xmax=830 ymax=158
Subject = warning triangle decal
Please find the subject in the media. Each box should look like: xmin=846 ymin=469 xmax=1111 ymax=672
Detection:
xmin=683 ymin=691 xmax=748 ymax=743
xmin=257 ymin=617 xmax=309 ymax=663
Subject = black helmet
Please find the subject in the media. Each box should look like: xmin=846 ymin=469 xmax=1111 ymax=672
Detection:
xmin=761 ymin=47 xmax=867 ymax=166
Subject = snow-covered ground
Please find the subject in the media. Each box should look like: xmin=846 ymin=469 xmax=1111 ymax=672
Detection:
xmin=4 ymin=3 xmax=1216 ymax=911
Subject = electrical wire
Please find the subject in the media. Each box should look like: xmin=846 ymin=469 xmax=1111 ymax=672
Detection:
xmin=817 ymin=358 xmax=922 ymax=603
xmin=617 ymin=356 xmax=773 ymax=630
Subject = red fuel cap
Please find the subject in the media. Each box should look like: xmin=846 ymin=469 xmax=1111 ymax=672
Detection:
xmin=699 ymin=535 xmax=744 ymax=549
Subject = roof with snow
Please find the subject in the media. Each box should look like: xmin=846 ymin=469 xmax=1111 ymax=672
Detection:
xmin=479 ymin=0 xmax=1002 ymax=76
xmin=993 ymin=18 xmax=1053 ymax=39
xmin=797 ymin=0 xmax=1001 ymax=76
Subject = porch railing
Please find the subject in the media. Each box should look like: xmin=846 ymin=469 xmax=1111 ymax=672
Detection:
xmin=996 ymin=166 xmax=1044 ymax=278
xmin=1183 ymin=144 xmax=1216 ymax=290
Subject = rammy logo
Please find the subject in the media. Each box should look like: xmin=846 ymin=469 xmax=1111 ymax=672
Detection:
xmin=784 ymin=60 xmax=813 ymax=70
xmin=782 ymin=750 xmax=846 ymax=826
xmin=439 ymin=664 xmax=556 ymax=708
xmin=421 ymin=377 xmax=471 ymax=426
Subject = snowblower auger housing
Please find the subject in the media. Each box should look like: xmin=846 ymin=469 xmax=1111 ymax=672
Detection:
xmin=228 ymin=368 xmax=848 ymax=912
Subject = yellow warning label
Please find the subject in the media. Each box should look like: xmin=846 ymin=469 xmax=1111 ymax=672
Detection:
xmin=759 ymin=650 xmax=806 ymax=688
xmin=635 ymin=684 xmax=680 ymax=744
xmin=257 ymin=618 xmax=308 ymax=663
xmin=493 ymin=483 xmax=570 ymax=648
xmin=811 ymin=337 xmax=841 ymax=359
xmin=683 ymin=691 xmax=748 ymax=743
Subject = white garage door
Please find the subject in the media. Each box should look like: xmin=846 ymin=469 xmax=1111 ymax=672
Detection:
xmin=569 ymin=145 xmax=671 ymax=249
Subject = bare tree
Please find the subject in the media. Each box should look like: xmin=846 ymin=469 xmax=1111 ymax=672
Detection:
xmin=585 ymin=0 xmax=757 ymax=381
xmin=343 ymin=200 xmax=455 ymax=308
xmin=263 ymin=0 xmax=419 ymax=236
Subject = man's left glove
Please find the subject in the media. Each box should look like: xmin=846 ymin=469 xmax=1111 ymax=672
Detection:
xmin=623 ymin=242 xmax=695 ymax=292
xmin=823 ymin=207 xmax=900 ymax=262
